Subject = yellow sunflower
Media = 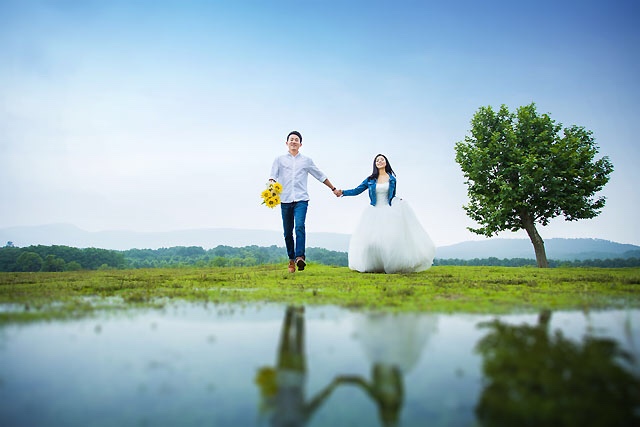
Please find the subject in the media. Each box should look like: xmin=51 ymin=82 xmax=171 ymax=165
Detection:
xmin=255 ymin=367 xmax=277 ymax=398
xmin=266 ymin=197 xmax=278 ymax=208
xmin=261 ymin=181 xmax=283 ymax=208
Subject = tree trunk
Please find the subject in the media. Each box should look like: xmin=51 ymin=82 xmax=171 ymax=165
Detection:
xmin=521 ymin=212 xmax=549 ymax=268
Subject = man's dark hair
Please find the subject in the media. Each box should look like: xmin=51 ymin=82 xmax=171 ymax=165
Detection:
xmin=287 ymin=131 xmax=303 ymax=142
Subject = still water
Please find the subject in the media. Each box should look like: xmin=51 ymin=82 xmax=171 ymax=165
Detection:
xmin=1 ymin=304 xmax=638 ymax=427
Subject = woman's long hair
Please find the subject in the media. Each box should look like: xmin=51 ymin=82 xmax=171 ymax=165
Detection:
xmin=368 ymin=154 xmax=395 ymax=180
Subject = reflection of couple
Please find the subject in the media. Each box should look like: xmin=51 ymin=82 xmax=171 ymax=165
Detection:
xmin=336 ymin=312 xmax=438 ymax=427
xmin=255 ymin=306 xmax=437 ymax=427
xmin=255 ymin=306 xmax=340 ymax=426
xmin=269 ymin=130 xmax=436 ymax=274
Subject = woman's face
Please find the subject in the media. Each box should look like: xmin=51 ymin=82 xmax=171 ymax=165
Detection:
xmin=375 ymin=155 xmax=387 ymax=169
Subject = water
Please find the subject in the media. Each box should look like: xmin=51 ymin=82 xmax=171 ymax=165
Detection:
xmin=0 ymin=304 xmax=638 ymax=426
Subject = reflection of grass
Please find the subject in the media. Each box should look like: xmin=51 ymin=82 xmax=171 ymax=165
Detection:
xmin=1 ymin=265 xmax=639 ymax=322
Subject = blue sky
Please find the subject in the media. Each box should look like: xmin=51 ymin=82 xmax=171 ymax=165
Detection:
xmin=1 ymin=0 xmax=639 ymax=247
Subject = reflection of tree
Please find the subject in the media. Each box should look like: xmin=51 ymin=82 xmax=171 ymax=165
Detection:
xmin=336 ymin=312 xmax=437 ymax=427
xmin=475 ymin=310 xmax=640 ymax=427
xmin=255 ymin=306 xmax=339 ymax=427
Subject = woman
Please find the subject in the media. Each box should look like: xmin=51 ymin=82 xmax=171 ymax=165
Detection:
xmin=338 ymin=154 xmax=435 ymax=273
xmin=335 ymin=312 xmax=438 ymax=426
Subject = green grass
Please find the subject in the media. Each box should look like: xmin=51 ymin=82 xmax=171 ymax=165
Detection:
xmin=1 ymin=264 xmax=639 ymax=323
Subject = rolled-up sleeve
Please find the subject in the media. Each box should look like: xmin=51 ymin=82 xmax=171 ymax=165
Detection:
xmin=307 ymin=158 xmax=327 ymax=183
xmin=270 ymin=158 xmax=280 ymax=181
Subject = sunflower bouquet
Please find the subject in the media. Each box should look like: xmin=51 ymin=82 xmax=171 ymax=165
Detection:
xmin=261 ymin=181 xmax=283 ymax=208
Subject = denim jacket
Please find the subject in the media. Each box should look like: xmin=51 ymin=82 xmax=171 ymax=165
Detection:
xmin=342 ymin=174 xmax=397 ymax=206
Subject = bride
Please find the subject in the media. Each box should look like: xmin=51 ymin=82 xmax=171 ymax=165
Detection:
xmin=337 ymin=154 xmax=436 ymax=273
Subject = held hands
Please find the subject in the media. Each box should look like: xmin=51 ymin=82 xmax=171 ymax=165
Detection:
xmin=333 ymin=188 xmax=343 ymax=197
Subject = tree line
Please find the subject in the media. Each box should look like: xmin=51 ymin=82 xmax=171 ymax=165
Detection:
xmin=0 ymin=245 xmax=127 ymax=272
xmin=122 ymin=245 xmax=347 ymax=269
xmin=0 ymin=244 xmax=347 ymax=272
xmin=1 ymin=243 xmax=638 ymax=272
xmin=433 ymin=257 xmax=640 ymax=268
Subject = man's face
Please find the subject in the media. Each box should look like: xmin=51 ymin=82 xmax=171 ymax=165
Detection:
xmin=286 ymin=134 xmax=301 ymax=151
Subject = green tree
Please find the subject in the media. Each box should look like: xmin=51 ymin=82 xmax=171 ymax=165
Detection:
xmin=0 ymin=246 xmax=22 ymax=271
xmin=41 ymin=254 xmax=65 ymax=272
xmin=15 ymin=252 xmax=44 ymax=272
xmin=64 ymin=261 xmax=82 ymax=271
xmin=454 ymin=103 xmax=613 ymax=267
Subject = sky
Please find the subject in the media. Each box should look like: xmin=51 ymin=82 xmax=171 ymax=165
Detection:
xmin=1 ymin=0 xmax=639 ymax=247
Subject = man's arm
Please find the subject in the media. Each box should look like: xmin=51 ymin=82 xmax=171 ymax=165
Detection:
xmin=323 ymin=179 xmax=341 ymax=196
xmin=306 ymin=158 xmax=340 ymax=196
xmin=269 ymin=157 xmax=279 ymax=182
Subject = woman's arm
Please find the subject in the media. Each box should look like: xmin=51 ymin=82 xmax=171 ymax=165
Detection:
xmin=341 ymin=178 xmax=369 ymax=197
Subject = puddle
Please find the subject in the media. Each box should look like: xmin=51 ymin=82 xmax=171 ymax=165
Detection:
xmin=0 ymin=304 xmax=638 ymax=426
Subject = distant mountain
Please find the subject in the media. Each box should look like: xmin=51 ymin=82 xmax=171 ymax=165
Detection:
xmin=2 ymin=224 xmax=638 ymax=261
xmin=435 ymin=238 xmax=640 ymax=261
xmin=0 ymin=224 xmax=351 ymax=252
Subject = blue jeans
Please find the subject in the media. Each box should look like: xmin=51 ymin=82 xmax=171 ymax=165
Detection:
xmin=280 ymin=201 xmax=308 ymax=260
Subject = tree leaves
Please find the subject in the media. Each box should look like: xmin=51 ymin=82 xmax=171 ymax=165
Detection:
xmin=454 ymin=103 xmax=614 ymax=267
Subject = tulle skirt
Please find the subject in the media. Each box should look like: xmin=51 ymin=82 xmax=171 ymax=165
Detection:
xmin=352 ymin=312 xmax=438 ymax=372
xmin=348 ymin=198 xmax=436 ymax=273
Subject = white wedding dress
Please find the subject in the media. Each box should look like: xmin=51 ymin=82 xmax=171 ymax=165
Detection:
xmin=352 ymin=312 xmax=438 ymax=373
xmin=348 ymin=182 xmax=436 ymax=273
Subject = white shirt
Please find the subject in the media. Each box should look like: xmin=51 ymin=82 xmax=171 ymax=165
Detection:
xmin=270 ymin=152 xmax=327 ymax=203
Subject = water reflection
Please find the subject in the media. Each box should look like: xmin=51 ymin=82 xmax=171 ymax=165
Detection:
xmin=0 ymin=304 xmax=638 ymax=426
xmin=255 ymin=306 xmax=340 ymax=426
xmin=255 ymin=307 xmax=439 ymax=427
xmin=475 ymin=310 xmax=640 ymax=427
xmin=335 ymin=313 xmax=437 ymax=427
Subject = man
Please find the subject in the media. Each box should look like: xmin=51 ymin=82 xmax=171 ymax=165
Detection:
xmin=254 ymin=306 xmax=341 ymax=425
xmin=270 ymin=131 xmax=340 ymax=272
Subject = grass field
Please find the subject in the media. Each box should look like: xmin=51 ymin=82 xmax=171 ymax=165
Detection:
xmin=1 ymin=264 xmax=639 ymax=322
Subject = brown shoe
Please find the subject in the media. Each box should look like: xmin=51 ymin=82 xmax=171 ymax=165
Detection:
xmin=288 ymin=260 xmax=296 ymax=273
xmin=295 ymin=256 xmax=306 ymax=271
